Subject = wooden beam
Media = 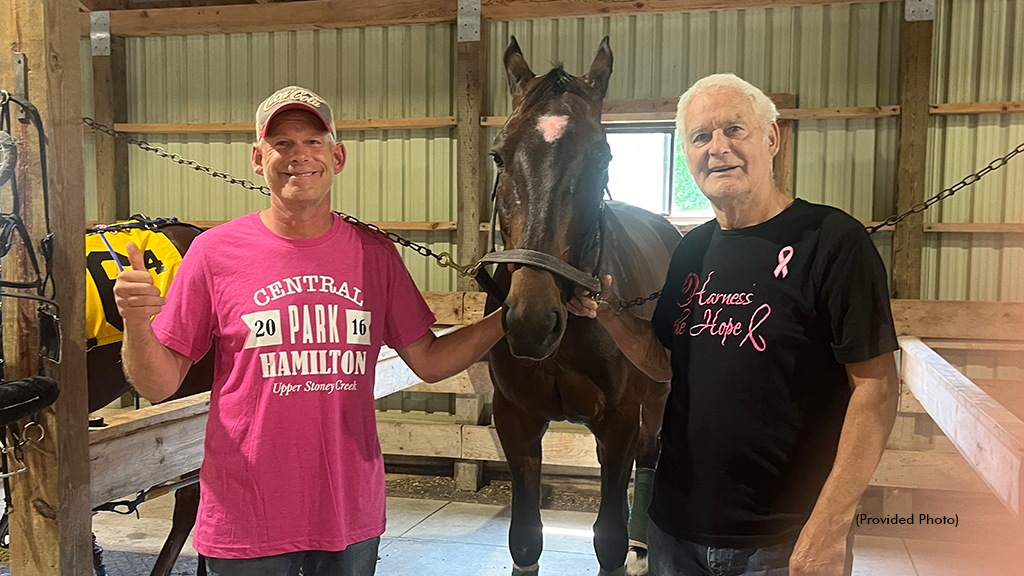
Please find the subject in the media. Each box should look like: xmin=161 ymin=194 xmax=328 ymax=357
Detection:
xmin=924 ymin=339 xmax=1024 ymax=353
xmin=404 ymin=361 xmax=494 ymax=395
xmin=89 ymin=394 xmax=209 ymax=507
xmin=106 ymin=116 xmax=457 ymax=134
xmin=892 ymin=300 xmax=1024 ymax=341
xmin=480 ymin=0 xmax=880 ymax=21
xmin=0 ymin=0 xmax=92 ymax=572
xmin=891 ymin=17 xmax=932 ymax=299
xmin=871 ymin=449 xmax=991 ymax=493
xmin=378 ymin=417 xmax=463 ymax=458
xmin=93 ymin=35 xmax=130 ymax=223
xmin=456 ymin=29 xmax=487 ymax=292
xmin=930 ymin=101 xmax=1024 ymax=115
xmin=94 ymin=220 xmax=460 ymax=231
xmin=900 ymin=337 xmax=1024 ymax=516
xmin=775 ymin=120 xmax=794 ymax=196
xmin=481 ymin=106 xmax=902 ymax=127
xmin=79 ymin=0 xmax=884 ymax=37
xmin=78 ymin=0 xmax=128 ymax=10
xmin=80 ymin=0 xmax=456 ymax=37
xmin=923 ymin=223 xmax=1024 ymax=234
xmin=769 ymin=94 xmax=795 ymax=196
xmin=462 ymin=423 xmax=601 ymax=467
xmin=124 ymin=219 xmax=1024 ymax=236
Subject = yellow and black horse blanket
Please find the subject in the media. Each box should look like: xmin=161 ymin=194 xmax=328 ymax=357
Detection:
xmin=85 ymin=225 xmax=183 ymax=348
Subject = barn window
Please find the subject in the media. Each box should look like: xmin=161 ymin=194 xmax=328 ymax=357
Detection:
xmin=605 ymin=127 xmax=713 ymax=224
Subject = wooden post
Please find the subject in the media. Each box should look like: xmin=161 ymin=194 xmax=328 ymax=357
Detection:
xmin=892 ymin=15 xmax=932 ymax=299
xmin=93 ymin=34 xmax=130 ymax=223
xmin=455 ymin=22 xmax=487 ymax=292
xmin=769 ymin=94 xmax=796 ymax=197
xmin=0 ymin=0 xmax=91 ymax=574
xmin=454 ymin=4 xmax=488 ymax=491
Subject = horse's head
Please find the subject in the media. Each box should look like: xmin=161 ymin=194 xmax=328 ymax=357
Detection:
xmin=491 ymin=36 xmax=613 ymax=361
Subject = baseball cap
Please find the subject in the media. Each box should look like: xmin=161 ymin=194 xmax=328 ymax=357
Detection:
xmin=256 ymin=86 xmax=335 ymax=139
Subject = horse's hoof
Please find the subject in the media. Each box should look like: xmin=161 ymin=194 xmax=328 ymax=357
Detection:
xmin=625 ymin=546 xmax=649 ymax=576
xmin=597 ymin=566 xmax=626 ymax=576
xmin=512 ymin=563 xmax=539 ymax=576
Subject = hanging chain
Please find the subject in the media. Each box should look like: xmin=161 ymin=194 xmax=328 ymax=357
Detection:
xmin=865 ymin=139 xmax=1024 ymax=234
xmin=83 ymin=118 xmax=1024 ymax=311
xmin=618 ymin=138 xmax=1024 ymax=311
xmin=83 ymin=117 xmax=272 ymax=196
xmin=82 ymin=118 xmax=482 ymax=278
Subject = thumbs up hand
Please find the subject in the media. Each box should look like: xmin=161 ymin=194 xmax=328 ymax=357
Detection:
xmin=113 ymin=241 xmax=166 ymax=325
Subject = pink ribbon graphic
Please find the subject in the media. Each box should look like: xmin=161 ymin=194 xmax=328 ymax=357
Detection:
xmin=774 ymin=246 xmax=794 ymax=279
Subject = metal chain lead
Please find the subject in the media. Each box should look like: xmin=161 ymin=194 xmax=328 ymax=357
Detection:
xmin=83 ymin=118 xmax=1024 ymax=311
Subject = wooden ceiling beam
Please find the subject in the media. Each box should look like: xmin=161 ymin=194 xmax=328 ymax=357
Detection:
xmin=481 ymin=0 xmax=879 ymax=21
xmin=80 ymin=0 xmax=882 ymax=37
xmin=79 ymin=0 xmax=455 ymax=36
xmin=78 ymin=0 xmax=129 ymax=11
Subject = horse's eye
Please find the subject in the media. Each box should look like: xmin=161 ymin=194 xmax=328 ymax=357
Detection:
xmin=490 ymin=151 xmax=505 ymax=169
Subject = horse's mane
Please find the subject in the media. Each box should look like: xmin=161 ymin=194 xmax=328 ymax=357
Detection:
xmin=525 ymin=64 xmax=588 ymax=102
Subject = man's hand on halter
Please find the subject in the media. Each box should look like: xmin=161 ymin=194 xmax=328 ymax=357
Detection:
xmin=113 ymin=241 xmax=166 ymax=325
xmin=566 ymin=275 xmax=615 ymax=318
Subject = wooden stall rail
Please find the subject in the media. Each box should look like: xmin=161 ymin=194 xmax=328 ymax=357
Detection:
xmin=90 ymin=296 xmax=1024 ymax=515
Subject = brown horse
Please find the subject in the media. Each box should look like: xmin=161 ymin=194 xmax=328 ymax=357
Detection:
xmin=86 ymin=221 xmax=212 ymax=576
xmin=486 ymin=38 xmax=680 ymax=576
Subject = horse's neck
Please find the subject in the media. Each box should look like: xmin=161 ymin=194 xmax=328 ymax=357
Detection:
xmin=598 ymin=204 xmax=678 ymax=320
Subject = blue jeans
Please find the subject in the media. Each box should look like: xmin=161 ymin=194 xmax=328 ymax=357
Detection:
xmin=647 ymin=520 xmax=854 ymax=576
xmin=206 ymin=536 xmax=380 ymax=576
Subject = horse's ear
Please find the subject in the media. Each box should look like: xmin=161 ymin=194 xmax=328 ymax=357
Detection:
xmin=504 ymin=36 xmax=534 ymax=95
xmin=587 ymin=36 xmax=613 ymax=98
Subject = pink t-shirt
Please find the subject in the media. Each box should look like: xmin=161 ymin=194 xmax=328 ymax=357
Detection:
xmin=152 ymin=212 xmax=435 ymax=559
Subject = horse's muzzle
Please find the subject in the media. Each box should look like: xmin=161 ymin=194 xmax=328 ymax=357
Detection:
xmin=502 ymin=267 xmax=569 ymax=360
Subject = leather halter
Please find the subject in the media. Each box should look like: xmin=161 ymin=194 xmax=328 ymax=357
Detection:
xmin=474 ymin=168 xmax=606 ymax=302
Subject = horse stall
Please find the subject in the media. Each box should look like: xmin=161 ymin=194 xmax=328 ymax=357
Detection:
xmin=1 ymin=0 xmax=1023 ymax=575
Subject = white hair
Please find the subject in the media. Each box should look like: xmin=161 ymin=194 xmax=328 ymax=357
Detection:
xmin=676 ymin=74 xmax=778 ymax=143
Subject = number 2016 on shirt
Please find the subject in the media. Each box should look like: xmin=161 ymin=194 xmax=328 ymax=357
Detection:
xmin=241 ymin=306 xmax=372 ymax=349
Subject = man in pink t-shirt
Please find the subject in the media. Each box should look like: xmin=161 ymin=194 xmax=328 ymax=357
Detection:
xmin=113 ymin=86 xmax=504 ymax=576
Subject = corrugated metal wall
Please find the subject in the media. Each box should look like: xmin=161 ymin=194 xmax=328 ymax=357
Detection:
xmin=122 ymin=26 xmax=458 ymax=291
xmin=86 ymin=0 xmax=1022 ymax=301
xmin=487 ymin=2 xmax=902 ymax=273
xmin=923 ymin=0 xmax=1024 ymax=303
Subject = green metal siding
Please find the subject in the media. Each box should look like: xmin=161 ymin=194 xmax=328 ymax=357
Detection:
xmin=487 ymin=3 xmax=901 ymax=272
xmin=123 ymin=27 xmax=457 ymax=291
xmin=923 ymin=0 xmax=1024 ymax=303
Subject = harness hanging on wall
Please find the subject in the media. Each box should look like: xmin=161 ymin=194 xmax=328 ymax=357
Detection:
xmin=0 ymin=92 xmax=64 ymax=545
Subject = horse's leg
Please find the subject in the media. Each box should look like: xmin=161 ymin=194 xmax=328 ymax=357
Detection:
xmin=150 ymin=479 xmax=200 ymax=576
xmin=627 ymin=378 xmax=670 ymax=576
xmin=590 ymin=403 xmax=640 ymax=576
xmin=493 ymin=389 xmax=548 ymax=576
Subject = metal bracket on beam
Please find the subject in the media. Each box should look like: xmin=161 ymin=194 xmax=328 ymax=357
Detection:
xmin=457 ymin=0 xmax=481 ymax=43
xmin=91 ymin=11 xmax=111 ymax=56
xmin=905 ymin=0 xmax=934 ymax=22
xmin=13 ymin=53 xmax=27 ymax=122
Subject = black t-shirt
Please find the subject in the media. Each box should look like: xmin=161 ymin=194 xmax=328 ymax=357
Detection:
xmin=649 ymin=199 xmax=898 ymax=548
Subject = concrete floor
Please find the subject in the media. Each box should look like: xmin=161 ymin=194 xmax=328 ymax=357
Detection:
xmin=89 ymin=493 xmax=1020 ymax=575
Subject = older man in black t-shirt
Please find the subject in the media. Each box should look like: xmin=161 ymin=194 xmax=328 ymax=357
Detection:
xmin=569 ymin=74 xmax=899 ymax=576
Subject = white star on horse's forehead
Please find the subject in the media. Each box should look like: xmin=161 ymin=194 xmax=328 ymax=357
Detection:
xmin=536 ymin=115 xmax=569 ymax=143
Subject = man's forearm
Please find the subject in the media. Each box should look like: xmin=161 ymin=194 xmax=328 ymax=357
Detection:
xmin=597 ymin=308 xmax=672 ymax=382
xmin=804 ymin=376 xmax=899 ymax=533
xmin=122 ymin=320 xmax=188 ymax=403
xmin=417 ymin=311 xmax=504 ymax=382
